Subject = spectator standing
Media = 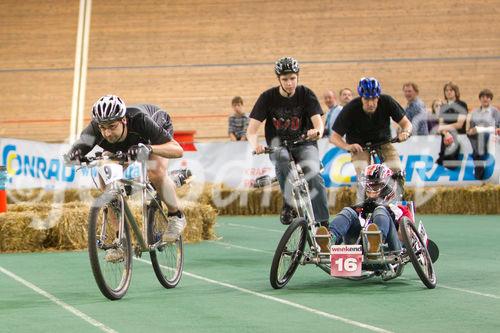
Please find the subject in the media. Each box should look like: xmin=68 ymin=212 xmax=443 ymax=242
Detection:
xmin=466 ymin=89 xmax=500 ymax=180
xmin=339 ymin=88 xmax=354 ymax=107
xmin=427 ymin=99 xmax=442 ymax=134
xmin=402 ymin=82 xmax=428 ymax=135
xmin=228 ymin=96 xmax=249 ymax=141
xmin=323 ymin=90 xmax=342 ymax=138
xmin=436 ymin=81 xmax=468 ymax=169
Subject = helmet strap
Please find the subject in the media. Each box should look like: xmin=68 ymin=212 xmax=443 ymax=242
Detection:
xmin=117 ymin=118 xmax=127 ymax=142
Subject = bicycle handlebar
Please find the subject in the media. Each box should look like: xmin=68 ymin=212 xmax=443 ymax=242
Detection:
xmin=361 ymin=137 xmax=401 ymax=151
xmin=65 ymin=151 xmax=130 ymax=167
xmin=252 ymin=132 xmax=320 ymax=155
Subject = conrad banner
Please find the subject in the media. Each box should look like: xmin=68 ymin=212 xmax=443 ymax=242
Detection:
xmin=1 ymin=136 xmax=498 ymax=190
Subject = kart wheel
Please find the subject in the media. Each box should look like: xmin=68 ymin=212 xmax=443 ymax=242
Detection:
xmin=401 ymin=217 xmax=437 ymax=289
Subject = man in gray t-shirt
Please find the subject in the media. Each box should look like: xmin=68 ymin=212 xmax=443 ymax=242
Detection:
xmin=402 ymin=82 xmax=428 ymax=135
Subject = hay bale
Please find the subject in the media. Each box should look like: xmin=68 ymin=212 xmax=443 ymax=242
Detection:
xmin=176 ymin=182 xmax=221 ymax=206
xmin=0 ymin=198 xmax=218 ymax=252
xmin=0 ymin=212 xmax=50 ymax=252
xmin=7 ymin=188 xmax=100 ymax=205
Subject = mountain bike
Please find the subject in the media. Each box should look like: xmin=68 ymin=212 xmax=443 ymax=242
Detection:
xmin=72 ymin=145 xmax=184 ymax=300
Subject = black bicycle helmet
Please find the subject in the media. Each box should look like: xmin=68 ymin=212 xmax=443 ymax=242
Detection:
xmin=274 ymin=57 xmax=300 ymax=76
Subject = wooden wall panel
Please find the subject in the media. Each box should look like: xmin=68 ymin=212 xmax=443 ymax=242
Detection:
xmin=2 ymin=0 xmax=499 ymax=142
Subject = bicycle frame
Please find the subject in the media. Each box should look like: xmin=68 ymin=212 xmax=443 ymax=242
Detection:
xmin=89 ymin=155 xmax=166 ymax=254
xmin=271 ymin=143 xmax=327 ymax=265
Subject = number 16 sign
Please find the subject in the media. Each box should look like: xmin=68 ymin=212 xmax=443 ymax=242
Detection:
xmin=330 ymin=245 xmax=362 ymax=277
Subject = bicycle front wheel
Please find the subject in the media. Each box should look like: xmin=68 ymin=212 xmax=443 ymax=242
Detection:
xmin=88 ymin=193 xmax=132 ymax=300
xmin=270 ymin=218 xmax=308 ymax=289
xmin=400 ymin=217 xmax=437 ymax=289
xmin=147 ymin=201 xmax=184 ymax=288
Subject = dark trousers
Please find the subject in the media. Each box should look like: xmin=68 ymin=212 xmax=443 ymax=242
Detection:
xmin=468 ymin=133 xmax=490 ymax=180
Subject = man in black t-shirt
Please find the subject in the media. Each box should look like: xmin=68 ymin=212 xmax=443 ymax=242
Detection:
xmin=247 ymin=57 xmax=329 ymax=226
xmin=65 ymin=95 xmax=186 ymax=244
xmin=330 ymin=77 xmax=412 ymax=202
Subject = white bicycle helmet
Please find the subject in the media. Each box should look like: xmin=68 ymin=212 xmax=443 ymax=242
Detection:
xmin=91 ymin=95 xmax=126 ymax=124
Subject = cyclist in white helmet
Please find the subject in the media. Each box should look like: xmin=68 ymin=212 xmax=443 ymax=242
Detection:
xmin=65 ymin=95 xmax=186 ymax=243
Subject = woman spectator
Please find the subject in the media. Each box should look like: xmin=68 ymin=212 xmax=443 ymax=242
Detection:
xmin=427 ymin=99 xmax=442 ymax=134
xmin=436 ymin=82 xmax=468 ymax=169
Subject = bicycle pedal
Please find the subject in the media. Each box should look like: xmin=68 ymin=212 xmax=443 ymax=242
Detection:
xmin=134 ymin=246 xmax=142 ymax=258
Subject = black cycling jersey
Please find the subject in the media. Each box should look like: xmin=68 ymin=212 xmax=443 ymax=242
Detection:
xmin=250 ymin=86 xmax=323 ymax=146
xmin=332 ymin=95 xmax=405 ymax=145
xmin=70 ymin=104 xmax=173 ymax=155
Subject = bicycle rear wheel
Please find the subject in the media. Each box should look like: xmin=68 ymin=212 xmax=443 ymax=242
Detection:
xmin=88 ymin=193 xmax=132 ymax=300
xmin=147 ymin=201 xmax=184 ymax=288
xmin=400 ymin=217 xmax=437 ymax=289
xmin=270 ymin=218 xmax=308 ymax=289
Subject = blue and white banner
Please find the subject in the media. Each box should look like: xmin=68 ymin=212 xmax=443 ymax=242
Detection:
xmin=1 ymin=135 xmax=498 ymax=190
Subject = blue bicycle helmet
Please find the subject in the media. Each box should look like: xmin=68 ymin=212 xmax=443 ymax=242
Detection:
xmin=357 ymin=77 xmax=381 ymax=98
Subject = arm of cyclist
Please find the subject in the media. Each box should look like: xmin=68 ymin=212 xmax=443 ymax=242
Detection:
xmin=305 ymin=114 xmax=324 ymax=140
xmin=396 ymin=116 xmax=413 ymax=142
xmin=63 ymin=124 xmax=99 ymax=164
xmin=329 ymin=131 xmax=363 ymax=153
xmin=149 ymin=140 xmax=183 ymax=159
xmin=246 ymin=118 xmax=266 ymax=154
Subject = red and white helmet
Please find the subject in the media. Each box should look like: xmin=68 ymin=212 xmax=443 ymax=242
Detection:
xmin=91 ymin=95 xmax=126 ymax=124
xmin=360 ymin=164 xmax=397 ymax=202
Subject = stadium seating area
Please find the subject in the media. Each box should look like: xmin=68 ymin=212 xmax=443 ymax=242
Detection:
xmin=1 ymin=0 xmax=500 ymax=142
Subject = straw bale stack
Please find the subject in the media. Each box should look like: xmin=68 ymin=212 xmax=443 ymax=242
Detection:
xmin=7 ymin=188 xmax=100 ymax=204
xmin=0 ymin=212 xmax=50 ymax=252
xmin=0 ymin=199 xmax=217 ymax=252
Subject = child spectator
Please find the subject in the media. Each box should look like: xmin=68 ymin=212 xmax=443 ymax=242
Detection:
xmin=228 ymin=96 xmax=249 ymax=141
xmin=466 ymin=89 xmax=500 ymax=180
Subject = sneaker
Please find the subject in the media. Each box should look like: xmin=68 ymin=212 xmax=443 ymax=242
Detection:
xmin=105 ymin=247 xmax=124 ymax=263
xmin=365 ymin=223 xmax=381 ymax=257
xmin=315 ymin=226 xmax=330 ymax=253
xmin=163 ymin=213 xmax=187 ymax=242
xmin=280 ymin=205 xmax=297 ymax=225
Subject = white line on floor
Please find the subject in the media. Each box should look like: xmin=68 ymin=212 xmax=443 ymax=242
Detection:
xmin=438 ymin=284 xmax=500 ymax=299
xmin=223 ymin=222 xmax=283 ymax=233
xmin=0 ymin=266 xmax=118 ymax=333
xmin=135 ymin=257 xmax=393 ymax=333
xmin=207 ymin=240 xmax=274 ymax=254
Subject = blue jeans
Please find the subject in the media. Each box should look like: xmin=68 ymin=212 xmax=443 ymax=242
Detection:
xmin=269 ymin=144 xmax=329 ymax=225
xmin=329 ymin=206 xmax=401 ymax=252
